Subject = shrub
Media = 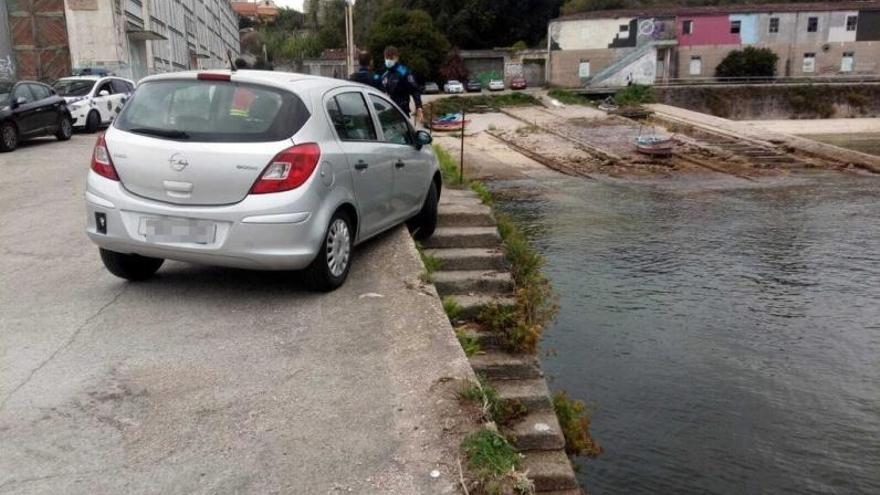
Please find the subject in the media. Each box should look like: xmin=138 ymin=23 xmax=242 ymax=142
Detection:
xmin=461 ymin=428 xmax=522 ymax=483
xmin=614 ymin=84 xmax=655 ymax=106
xmin=715 ymin=46 xmax=778 ymax=80
xmin=553 ymin=391 xmax=603 ymax=458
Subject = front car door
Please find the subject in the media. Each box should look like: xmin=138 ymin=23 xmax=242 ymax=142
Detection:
xmin=367 ymin=94 xmax=430 ymax=221
xmin=11 ymin=84 xmax=41 ymax=136
xmin=92 ymin=79 xmax=116 ymax=124
xmin=109 ymin=78 xmax=132 ymax=120
xmin=324 ymin=89 xmax=393 ymax=238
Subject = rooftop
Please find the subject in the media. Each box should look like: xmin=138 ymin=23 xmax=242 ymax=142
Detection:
xmin=554 ymin=1 xmax=880 ymax=21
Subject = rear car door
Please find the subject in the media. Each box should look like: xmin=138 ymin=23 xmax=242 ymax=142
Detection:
xmin=368 ymin=94 xmax=430 ymax=221
xmin=26 ymin=83 xmax=56 ymax=130
xmin=325 ymin=89 xmax=392 ymax=237
xmin=11 ymin=84 xmax=41 ymax=136
xmin=109 ymin=77 xmax=310 ymax=205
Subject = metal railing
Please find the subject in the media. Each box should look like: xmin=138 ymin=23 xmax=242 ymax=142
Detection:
xmin=654 ymin=74 xmax=880 ymax=86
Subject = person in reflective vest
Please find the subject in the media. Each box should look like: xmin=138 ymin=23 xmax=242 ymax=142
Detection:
xmin=381 ymin=46 xmax=423 ymax=123
xmin=349 ymin=51 xmax=382 ymax=90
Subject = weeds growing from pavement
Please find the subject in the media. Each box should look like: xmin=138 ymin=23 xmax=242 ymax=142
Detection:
xmin=553 ymin=391 xmax=603 ymax=458
xmin=460 ymin=428 xmax=533 ymax=494
xmin=456 ymin=329 xmax=482 ymax=357
xmin=460 ymin=377 xmax=527 ymax=427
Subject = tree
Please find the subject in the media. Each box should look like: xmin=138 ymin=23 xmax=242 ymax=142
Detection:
xmin=715 ymin=46 xmax=778 ymax=80
xmin=439 ymin=49 xmax=469 ymax=82
xmin=367 ymin=9 xmax=451 ymax=81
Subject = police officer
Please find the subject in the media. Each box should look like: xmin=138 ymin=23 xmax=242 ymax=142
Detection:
xmin=381 ymin=46 xmax=423 ymax=123
xmin=349 ymin=51 xmax=382 ymax=90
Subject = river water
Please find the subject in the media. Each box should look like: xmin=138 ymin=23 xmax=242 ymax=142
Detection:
xmin=493 ymin=172 xmax=880 ymax=494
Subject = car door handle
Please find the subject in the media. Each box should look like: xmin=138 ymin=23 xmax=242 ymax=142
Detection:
xmin=395 ymin=160 xmax=406 ymax=169
xmin=354 ymin=160 xmax=369 ymax=171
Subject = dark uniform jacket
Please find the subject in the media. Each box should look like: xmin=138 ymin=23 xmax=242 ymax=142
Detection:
xmin=381 ymin=63 xmax=422 ymax=116
xmin=349 ymin=67 xmax=382 ymax=90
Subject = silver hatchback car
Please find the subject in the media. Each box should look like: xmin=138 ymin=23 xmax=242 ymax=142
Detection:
xmin=85 ymin=70 xmax=441 ymax=290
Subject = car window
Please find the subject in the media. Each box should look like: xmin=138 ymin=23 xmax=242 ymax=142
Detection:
xmin=12 ymin=84 xmax=34 ymax=103
xmin=111 ymin=79 xmax=131 ymax=94
xmin=115 ymin=79 xmax=310 ymax=142
xmin=0 ymin=82 xmax=11 ymax=105
xmin=28 ymin=84 xmax=51 ymax=100
xmin=96 ymin=81 xmax=115 ymax=95
xmin=52 ymin=79 xmax=95 ymax=97
xmin=369 ymin=95 xmax=412 ymax=145
xmin=327 ymin=92 xmax=377 ymax=141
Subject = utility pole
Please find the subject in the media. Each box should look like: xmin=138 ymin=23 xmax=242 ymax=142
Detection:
xmin=344 ymin=0 xmax=355 ymax=76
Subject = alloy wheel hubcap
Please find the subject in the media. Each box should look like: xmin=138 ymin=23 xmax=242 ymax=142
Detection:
xmin=326 ymin=219 xmax=351 ymax=277
xmin=3 ymin=126 xmax=14 ymax=147
xmin=62 ymin=120 xmax=71 ymax=136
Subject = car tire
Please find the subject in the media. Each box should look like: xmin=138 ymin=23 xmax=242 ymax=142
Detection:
xmin=304 ymin=210 xmax=353 ymax=292
xmin=84 ymin=110 xmax=100 ymax=133
xmin=0 ymin=121 xmax=18 ymax=152
xmin=99 ymin=248 xmax=164 ymax=281
xmin=407 ymin=181 xmax=439 ymax=241
xmin=55 ymin=116 xmax=73 ymax=141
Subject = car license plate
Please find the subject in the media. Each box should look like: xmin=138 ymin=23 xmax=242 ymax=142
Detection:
xmin=140 ymin=217 xmax=216 ymax=244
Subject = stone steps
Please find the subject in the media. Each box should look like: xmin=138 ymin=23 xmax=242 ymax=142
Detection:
xmin=492 ymin=377 xmax=553 ymax=411
xmin=522 ymin=450 xmax=580 ymax=492
xmin=433 ymin=270 xmax=514 ymax=296
xmin=469 ymin=351 xmax=542 ymax=381
xmin=422 ymin=226 xmax=501 ymax=249
xmin=424 ymin=247 xmax=507 ymax=271
xmin=447 ymin=294 xmax=515 ymax=320
xmin=438 ymin=203 xmax=495 ymax=227
xmin=509 ymin=410 xmax=566 ymax=451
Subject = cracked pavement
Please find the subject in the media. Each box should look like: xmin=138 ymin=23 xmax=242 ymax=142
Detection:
xmin=0 ymin=135 xmax=476 ymax=494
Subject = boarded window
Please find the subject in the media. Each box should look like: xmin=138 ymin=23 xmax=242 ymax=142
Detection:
xmin=683 ymin=20 xmax=694 ymax=35
xmin=769 ymin=18 xmax=779 ymax=33
xmin=841 ymin=52 xmax=854 ymax=72
xmin=689 ymin=56 xmax=702 ymax=76
xmin=578 ymin=61 xmax=591 ymax=78
xmin=803 ymin=53 xmax=816 ymax=73
xmin=807 ymin=17 xmax=818 ymax=33
xmin=730 ymin=20 xmax=741 ymax=34
xmin=846 ymin=15 xmax=858 ymax=32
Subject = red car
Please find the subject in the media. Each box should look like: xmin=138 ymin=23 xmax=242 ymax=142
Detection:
xmin=510 ymin=77 xmax=527 ymax=90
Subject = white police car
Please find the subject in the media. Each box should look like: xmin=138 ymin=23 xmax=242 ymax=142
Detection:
xmin=52 ymin=76 xmax=135 ymax=133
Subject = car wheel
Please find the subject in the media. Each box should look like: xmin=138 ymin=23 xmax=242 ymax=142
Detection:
xmin=304 ymin=210 xmax=353 ymax=292
xmin=85 ymin=111 xmax=100 ymax=133
xmin=0 ymin=122 xmax=18 ymax=152
xmin=55 ymin=116 xmax=73 ymax=141
xmin=407 ymin=180 xmax=439 ymax=241
xmin=99 ymin=248 xmax=164 ymax=281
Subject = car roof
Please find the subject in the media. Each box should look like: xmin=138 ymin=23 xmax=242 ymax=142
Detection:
xmin=58 ymin=75 xmax=101 ymax=81
xmin=140 ymin=69 xmax=349 ymax=92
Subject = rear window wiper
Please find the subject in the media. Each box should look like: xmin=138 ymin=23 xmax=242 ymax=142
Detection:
xmin=128 ymin=127 xmax=190 ymax=140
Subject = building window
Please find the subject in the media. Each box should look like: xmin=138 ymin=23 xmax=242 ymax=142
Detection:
xmin=689 ymin=56 xmax=702 ymax=76
xmin=807 ymin=17 xmax=818 ymax=33
xmin=619 ymin=24 xmax=630 ymax=39
xmin=683 ymin=20 xmax=694 ymax=35
xmin=730 ymin=20 xmax=741 ymax=34
xmin=841 ymin=52 xmax=854 ymax=72
xmin=803 ymin=53 xmax=816 ymax=73
xmin=769 ymin=18 xmax=779 ymax=33
xmin=578 ymin=61 xmax=591 ymax=78
xmin=846 ymin=15 xmax=858 ymax=32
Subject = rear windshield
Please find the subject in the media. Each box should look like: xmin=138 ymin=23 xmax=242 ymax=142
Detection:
xmin=114 ymin=79 xmax=309 ymax=142
xmin=53 ymin=79 xmax=95 ymax=97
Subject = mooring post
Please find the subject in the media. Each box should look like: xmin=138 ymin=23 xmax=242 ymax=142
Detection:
xmin=459 ymin=107 xmax=465 ymax=185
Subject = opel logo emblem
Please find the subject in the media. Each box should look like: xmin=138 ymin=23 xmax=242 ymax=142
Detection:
xmin=169 ymin=153 xmax=189 ymax=172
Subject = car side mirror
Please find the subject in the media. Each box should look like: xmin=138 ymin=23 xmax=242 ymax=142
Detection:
xmin=415 ymin=129 xmax=432 ymax=149
xmin=98 ymin=90 xmax=110 ymax=97
xmin=13 ymin=96 xmax=27 ymax=107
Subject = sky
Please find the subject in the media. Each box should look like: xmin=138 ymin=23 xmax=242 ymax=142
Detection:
xmin=274 ymin=0 xmax=306 ymax=12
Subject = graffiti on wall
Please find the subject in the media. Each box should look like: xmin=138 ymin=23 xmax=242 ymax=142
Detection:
xmin=0 ymin=55 xmax=14 ymax=80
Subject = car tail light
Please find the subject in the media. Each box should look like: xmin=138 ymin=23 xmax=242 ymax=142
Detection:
xmin=197 ymin=72 xmax=231 ymax=81
xmin=91 ymin=133 xmax=119 ymax=181
xmin=250 ymin=143 xmax=321 ymax=194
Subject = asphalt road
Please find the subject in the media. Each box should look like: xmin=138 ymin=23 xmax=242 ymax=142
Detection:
xmin=0 ymin=134 xmax=474 ymax=494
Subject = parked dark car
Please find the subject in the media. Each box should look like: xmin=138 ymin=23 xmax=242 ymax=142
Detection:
xmin=466 ymin=80 xmax=482 ymax=92
xmin=510 ymin=77 xmax=527 ymax=90
xmin=0 ymin=80 xmax=73 ymax=152
xmin=423 ymin=81 xmax=440 ymax=94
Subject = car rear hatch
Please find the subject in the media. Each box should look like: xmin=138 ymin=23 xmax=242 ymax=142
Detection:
xmin=108 ymin=74 xmax=310 ymax=206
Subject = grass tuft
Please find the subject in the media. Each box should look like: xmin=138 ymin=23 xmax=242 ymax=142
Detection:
xmin=461 ymin=428 xmax=521 ymax=481
xmin=548 ymin=89 xmax=592 ymax=105
xmin=443 ymin=296 xmax=463 ymax=321
xmin=459 ymin=377 xmax=527 ymax=427
xmin=456 ymin=330 xmax=482 ymax=357
xmin=553 ymin=391 xmax=603 ymax=458
xmin=434 ymin=144 xmax=463 ymax=184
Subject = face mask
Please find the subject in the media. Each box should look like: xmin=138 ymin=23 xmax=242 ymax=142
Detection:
xmin=385 ymin=59 xmax=396 ymax=69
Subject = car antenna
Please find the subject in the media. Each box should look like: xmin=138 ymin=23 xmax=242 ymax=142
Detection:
xmin=227 ymin=50 xmax=237 ymax=72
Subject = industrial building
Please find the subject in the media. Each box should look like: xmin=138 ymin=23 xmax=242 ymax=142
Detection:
xmin=547 ymin=1 xmax=880 ymax=87
xmin=1 ymin=0 xmax=240 ymax=82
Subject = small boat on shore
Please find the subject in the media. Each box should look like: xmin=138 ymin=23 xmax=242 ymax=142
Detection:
xmin=635 ymin=135 xmax=675 ymax=157
xmin=431 ymin=112 xmax=469 ymax=132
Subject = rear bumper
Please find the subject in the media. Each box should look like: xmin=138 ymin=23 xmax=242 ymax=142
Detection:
xmin=84 ymin=173 xmax=326 ymax=270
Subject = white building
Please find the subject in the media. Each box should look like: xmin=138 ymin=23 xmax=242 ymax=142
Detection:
xmin=65 ymin=0 xmax=240 ymax=81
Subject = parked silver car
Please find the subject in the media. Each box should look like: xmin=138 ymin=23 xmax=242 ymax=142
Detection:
xmin=85 ymin=70 xmax=441 ymax=290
